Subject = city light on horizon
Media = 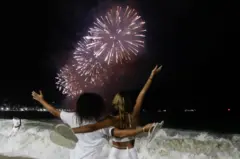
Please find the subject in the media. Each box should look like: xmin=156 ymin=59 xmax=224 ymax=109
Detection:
xmin=0 ymin=106 xmax=72 ymax=112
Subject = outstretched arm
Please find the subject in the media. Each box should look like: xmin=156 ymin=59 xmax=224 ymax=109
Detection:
xmin=73 ymin=116 xmax=154 ymax=138
xmin=32 ymin=91 xmax=60 ymax=118
xmin=112 ymin=127 xmax=144 ymax=138
xmin=132 ymin=65 xmax=162 ymax=124
xmin=72 ymin=116 xmax=119 ymax=133
xmin=109 ymin=123 xmax=154 ymax=138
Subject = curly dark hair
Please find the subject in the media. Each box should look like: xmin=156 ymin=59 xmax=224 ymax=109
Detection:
xmin=76 ymin=93 xmax=106 ymax=122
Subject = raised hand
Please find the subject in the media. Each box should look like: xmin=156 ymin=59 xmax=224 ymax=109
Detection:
xmin=32 ymin=90 xmax=44 ymax=102
xmin=150 ymin=65 xmax=162 ymax=78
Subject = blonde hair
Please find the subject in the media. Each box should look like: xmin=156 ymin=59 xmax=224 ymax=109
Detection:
xmin=112 ymin=93 xmax=132 ymax=129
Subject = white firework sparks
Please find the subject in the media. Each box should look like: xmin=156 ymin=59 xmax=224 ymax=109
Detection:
xmin=55 ymin=63 xmax=89 ymax=98
xmin=73 ymin=38 xmax=109 ymax=85
xmin=85 ymin=5 xmax=146 ymax=64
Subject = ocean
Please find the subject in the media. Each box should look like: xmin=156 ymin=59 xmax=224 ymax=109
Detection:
xmin=0 ymin=117 xmax=239 ymax=159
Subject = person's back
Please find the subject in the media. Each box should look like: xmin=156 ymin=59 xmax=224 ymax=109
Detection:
xmin=60 ymin=93 xmax=111 ymax=159
xmin=60 ymin=111 xmax=110 ymax=159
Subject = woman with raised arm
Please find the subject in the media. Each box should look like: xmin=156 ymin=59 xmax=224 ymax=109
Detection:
xmin=32 ymin=91 xmax=154 ymax=159
xmin=56 ymin=65 xmax=163 ymax=159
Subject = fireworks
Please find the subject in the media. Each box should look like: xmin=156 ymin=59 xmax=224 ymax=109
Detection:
xmin=56 ymin=62 xmax=89 ymax=98
xmin=85 ymin=6 xmax=146 ymax=64
xmin=73 ymin=38 xmax=108 ymax=85
xmin=55 ymin=5 xmax=147 ymax=97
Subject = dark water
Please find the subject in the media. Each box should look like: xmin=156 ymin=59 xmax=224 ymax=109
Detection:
xmin=140 ymin=111 xmax=240 ymax=134
xmin=1 ymin=111 xmax=239 ymax=134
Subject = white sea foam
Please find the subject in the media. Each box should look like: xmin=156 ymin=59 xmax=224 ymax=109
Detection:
xmin=0 ymin=119 xmax=239 ymax=159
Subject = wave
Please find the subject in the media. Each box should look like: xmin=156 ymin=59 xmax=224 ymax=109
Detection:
xmin=0 ymin=119 xmax=239 ymax=159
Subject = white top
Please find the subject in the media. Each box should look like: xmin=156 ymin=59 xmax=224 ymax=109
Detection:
xmin=60 ymin=111 xmax=112 ymax=159
xmin=109 ymin=127 xmax=135 ymax=142
xmin=109 ymin=114 xmax=135 ymax=142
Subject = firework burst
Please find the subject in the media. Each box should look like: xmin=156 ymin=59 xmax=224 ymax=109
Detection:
xmin=56 ymin=62 xmax=90 ymax=98
xmin=85 ymin=5 xmax=146 ymax=64
xmin=73 ymin=38 xmax=109 ymax=85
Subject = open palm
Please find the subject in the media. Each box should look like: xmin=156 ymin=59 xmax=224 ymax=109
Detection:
xmin=32 ymin=91 xmax=44 ymax=102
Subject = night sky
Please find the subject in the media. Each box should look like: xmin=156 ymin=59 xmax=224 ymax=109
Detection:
xmin=0 ymin=0 xmax=231 ymax=110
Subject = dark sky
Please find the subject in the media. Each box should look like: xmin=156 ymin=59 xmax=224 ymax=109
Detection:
xmin=0 ymin=0 xmax=232 ymax=109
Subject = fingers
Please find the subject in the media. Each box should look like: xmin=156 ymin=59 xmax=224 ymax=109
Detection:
xmin=145 ymin=123 xmax=154 ymax=128
xmin=149 ymin=123 xmax=154 ymax=128
xmin=157 ymin=65 xmax=162 ymax=70
xmin=144 ymin=124 xmax=149 ymax=127
xmin=31 ymin=91 xmax=36 ymax=96
xmin=156 ymin=65 xmax=162 ymax=72
xmin=31 ymin=91 xmax=41 ymax=95
xmin=144 ymin=123 xmax=154 ymax=132
xmin=153 ymin=65 xmax=162 ymax=71
xmin=144 ymin=124 xmax=149 ymax=128
xmin=150 ymin=126 xmax=154 ymax=132
xmin=152 ymin=65 xmax=157 ymax=71
xmin=31 ymin=91 xmax=39 ymax=98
